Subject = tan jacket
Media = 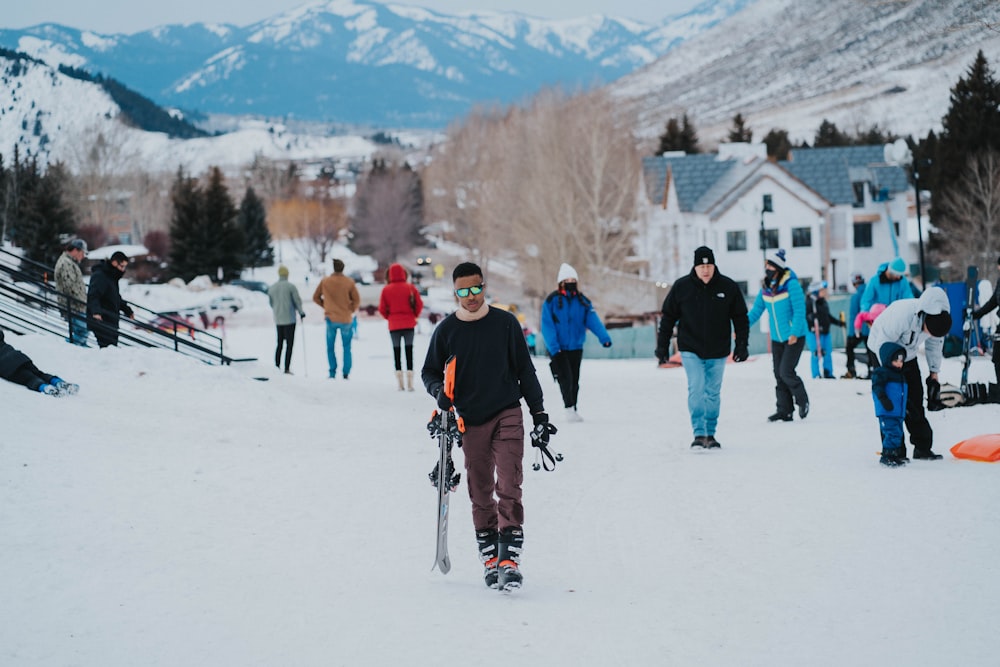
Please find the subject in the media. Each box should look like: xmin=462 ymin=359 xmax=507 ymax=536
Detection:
xmin=54 ymin=251 xmax=87 ymax=314
xmin=312 ymin=273 xmax=360 ymax=324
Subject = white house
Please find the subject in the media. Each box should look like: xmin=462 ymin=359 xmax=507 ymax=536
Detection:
xmin=638 ymin=144 xmax=914 ymax=295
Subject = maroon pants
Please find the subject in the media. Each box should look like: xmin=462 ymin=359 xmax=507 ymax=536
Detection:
xmin=461 ymin=406 xmax=525 ymax=533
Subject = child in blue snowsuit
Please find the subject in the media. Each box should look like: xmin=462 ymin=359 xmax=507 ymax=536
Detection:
xmin=872 ymin=342 xmax=908 ymax=467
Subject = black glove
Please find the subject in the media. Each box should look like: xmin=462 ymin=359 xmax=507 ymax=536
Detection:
xmin=655 ymin=346 xmax=668 ymax=363
xmin=733 ymin=344 xmax=749 ymax=362
xmin=878 ymin=394 xmax=894 ymax=411
xmin=436 ymin=387 xmax=452 ymax=411
xmin=122 ymin=305 xmax=134 ymax=319
xmin=530 ymin=412 xmax=557 ymax=448
xmin=926 ymin=377 xmax=941 ymax=404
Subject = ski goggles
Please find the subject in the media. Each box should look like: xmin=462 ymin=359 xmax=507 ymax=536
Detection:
xmin=454 ymin=284 xmax=485 ymax=298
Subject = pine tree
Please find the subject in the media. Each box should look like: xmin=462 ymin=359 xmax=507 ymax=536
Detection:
xmin=168 ymin=168 xmax=206 ymax=282
xmin=17 ymin=161 xmax=77 ymax=269
xmin=763 ymin=129 xmax=792 ymax=160
xmin=727 ymin=113 xmax=753 ymax=143
xmin=657 ymin=114 xmax=701 ymax=155
xmin=238 ymin=185 xmax=274 ymax=271
xmin=202 ymin=167 xmax=244 ymax=283
xmin=814 ymin=119 xmax=849 ymax=147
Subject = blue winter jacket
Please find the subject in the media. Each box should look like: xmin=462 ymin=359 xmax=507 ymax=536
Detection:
xmin=747 ymin=269 xmax=808 ymax=342
xmin=540 ymin=290 xmax=611 ymax=355
xmin=871 ymin=342 xmax=907 ymax=419
xmin=860 ymin=263 xmax=918 ymax=312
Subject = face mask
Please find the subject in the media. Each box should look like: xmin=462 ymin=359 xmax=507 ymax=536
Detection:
xmin=562 ymin=282 xmax=578 ymax=295
xmin=765 ymin=268 xmax=778 ymax=282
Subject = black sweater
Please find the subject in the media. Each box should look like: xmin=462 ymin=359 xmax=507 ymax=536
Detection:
xmin=421 ymin=307 xmax=544 ymax=426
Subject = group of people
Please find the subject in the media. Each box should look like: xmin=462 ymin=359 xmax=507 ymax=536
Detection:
xmin=53 ymin=239 xmax=134 ymax=349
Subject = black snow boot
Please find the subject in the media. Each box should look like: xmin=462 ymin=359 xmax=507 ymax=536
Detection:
xmin=880 ymin=447 xmax=908 ymax=467
xmin=476 ymin=528 xmax=499 ymax=589
xmin=497 ymin=526 xmax=524 ymax=592
xmin=768 ymin=412 xmax=793 ymax=422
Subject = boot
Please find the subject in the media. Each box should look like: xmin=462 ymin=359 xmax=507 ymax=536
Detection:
xmin=476 ymin=528 xmax=499 ymax=589
xmin=406 ymin=370 xmax=415 ymax=392
xmin=497 ymin=526 xmax=524 ymax=591
xmin=880 ymin=447 xmax=908 ymax=467
xmin=395 ymin=370 xmax=405 ymax=391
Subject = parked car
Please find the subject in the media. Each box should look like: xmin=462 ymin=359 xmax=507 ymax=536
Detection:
xmin=150 ymin=312 xmax=199 ymax=337
xmin=208 ymin=295 xmax=243 ymax=313
xmin=231 ymin=279 xmax=269 ymax=294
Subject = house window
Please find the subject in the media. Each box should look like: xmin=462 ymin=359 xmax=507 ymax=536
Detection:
xmin=853 ymin=222 xmax=873 ymax=248
xmin=791 ymin=227 xmax=812 ymax=247
xmin=727 ymin=230 xmax=747 ymax=251
xmin=759 ymin=228 xmax=779 ymax=250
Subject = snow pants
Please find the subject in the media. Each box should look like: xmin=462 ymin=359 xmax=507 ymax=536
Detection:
xmin=460 ymin=406 xmax=525 ymax=534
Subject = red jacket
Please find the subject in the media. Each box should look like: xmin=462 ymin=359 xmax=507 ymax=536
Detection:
xmin=378 ymin=263 xmax=423 ymax=331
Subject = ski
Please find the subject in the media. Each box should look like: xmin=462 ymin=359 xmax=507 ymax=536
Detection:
xmin=960 ymin=265 xmax=978 ymax=395
xmin=432 ymin=407 xmax=452 ymax=574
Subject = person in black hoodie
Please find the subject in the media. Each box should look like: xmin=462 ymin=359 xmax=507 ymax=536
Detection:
xmin=0 ymin=330 xmax=78 ymax=396
xmin=87 ymin=251 xmax=134 ymax=348
xmin=422 ymin=262 xmax=553 ymax=592
xmin=656 ymin=246 xmax=750 ymax=449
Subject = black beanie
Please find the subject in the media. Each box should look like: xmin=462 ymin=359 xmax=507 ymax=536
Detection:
xmin=694 ymin=246 xmax=715 ymax=266
xmin=924 ymin=312 xmax=952 ymax=337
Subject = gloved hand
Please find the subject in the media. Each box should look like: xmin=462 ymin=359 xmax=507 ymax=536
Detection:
xmin=122 ymin=305 xmax=134 ymax=319
xmin=733 ymin=344 xmax=749 ymax=362
xmin=603 ymin=341 xmax=612 ymax=348
xmin=530 ymin=412 xmax=557 ymax=448
xmin=879 ymin=394 xmax=894 ymax=411
xmin=655 ymin=346 xmax=668 ymax=363
xmin=436 ymin=387 xmax=452 ymax=411
xmin=926 ymin=377 xmax=941 ymax=404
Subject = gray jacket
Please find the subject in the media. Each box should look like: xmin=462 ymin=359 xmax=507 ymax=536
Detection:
xmin=268 ymin=277 xmax=305 ymax=326
xmin=868 ymin=286 xmax=950 ymax=373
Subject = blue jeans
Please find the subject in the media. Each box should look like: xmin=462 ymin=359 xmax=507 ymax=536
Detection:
xmin=325 ymin=319 xmax=354 ymax=377
xmin=68 ymin=313 xmax=89 ymax=347
xmin=680 ymin=352 xmax=727 ymax=437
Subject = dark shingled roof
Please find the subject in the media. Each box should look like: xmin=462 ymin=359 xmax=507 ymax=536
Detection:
xmin=642 ymin=154 xmax=737 ymax=211
xmin=779 ymin=145 xmax=909 ymax=205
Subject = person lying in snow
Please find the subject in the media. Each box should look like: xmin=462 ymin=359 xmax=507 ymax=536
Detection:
xmin=0 ymin=330 xmax=78 ymax=396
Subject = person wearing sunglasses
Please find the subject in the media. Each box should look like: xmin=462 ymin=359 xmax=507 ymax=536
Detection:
xmin=539 ymin=262 xmax=612 ymax=422
xmin=86 ymin=251 xmax=134 ymax=348
xmin=421 ymin=262 xmax=554 ymax=591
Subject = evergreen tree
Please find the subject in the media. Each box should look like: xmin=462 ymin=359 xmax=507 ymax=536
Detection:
xmin=763 ymin=128 xmax=793 ymax=160
xmin=202 ymin=166 xmax=244 ymax=283
xmin=16 ymin=162 xmax=77 ymax=268
xmin=168 ymin=168 xmax=206 ymax=282
xmin=657 ymin=114 xmax=701 ymax=154
xmin=238 ymin=186 xmax=274 ymax=270
xmin=814 ymin=119 xmax=849 ymax=147
xmin=727 ymin=113 xmax=753 ymax=143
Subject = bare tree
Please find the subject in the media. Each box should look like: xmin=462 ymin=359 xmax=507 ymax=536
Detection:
xmin=349 ymin=159 xmax=424 ymax=269
xmin=266 ymin=197 xmax=347 ymax=275
xmin=936 ymin=150 xmax=1000 ymax=279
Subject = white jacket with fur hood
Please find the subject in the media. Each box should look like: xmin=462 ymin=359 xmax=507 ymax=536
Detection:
xmin=867 ymin=286 xmax=951 ymax=373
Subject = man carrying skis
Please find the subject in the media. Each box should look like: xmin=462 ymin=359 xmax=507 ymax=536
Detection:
xmin=422 ymin=262 xmax=554 ymax=591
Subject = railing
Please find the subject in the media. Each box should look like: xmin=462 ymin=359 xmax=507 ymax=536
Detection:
xmin=0 ymin=247 xmax=253 ymax=365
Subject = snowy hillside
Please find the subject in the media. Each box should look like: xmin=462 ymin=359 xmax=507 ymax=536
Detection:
xmin=2 ymin=259 xmax=1000 ymax=665
xmin=613 ymin=0 xmax=1000 ymax=144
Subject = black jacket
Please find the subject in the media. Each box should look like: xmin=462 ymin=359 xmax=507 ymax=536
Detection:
xmin=422 ymin=307 xmax=544 ymax=426
xmin=87 ymin=260 xmax=131 ymax=344
xmin=806 ymin=295 xmax=837 ymax=334
xmin=658 ymin=268 xmax=749 ymax=360
xmin=0 ymin=330 xmax=30 ymax=379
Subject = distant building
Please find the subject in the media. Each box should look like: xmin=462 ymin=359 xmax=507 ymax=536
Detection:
xmin=639 ymin=144 xmax=914 ymax=294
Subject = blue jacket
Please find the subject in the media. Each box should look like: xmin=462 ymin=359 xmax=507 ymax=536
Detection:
xmin=747 ymin=269 xmax=808 ymax=342
xmin=871 ymin=342 xmax=907 ymax=419
xmin=860 ymin=263 xmax=918 ymax=312
xmin=540 ymin=290 xmax=611 ymax=355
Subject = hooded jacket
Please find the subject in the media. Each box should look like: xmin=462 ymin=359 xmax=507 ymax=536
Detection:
xmin=378 ymin=263 xmax=423 ymax=331
xmin=747 ymin=268 xmax=808 ymax=342
xmin=867 ymin=286 xmax=950 ymax=373
xmin=871 ymin=342 xmax=908 ymax=419
xmin=86 ymin=260 xmax=131 ymax=344
xmin=540 ymin=287 xmax=611 ymax=355
xmin=0 ymin=330 xmax=31 ymax=380
xmin=860 ymin=262 xmax=918 ymax=312
xmin=658 ymin=266 xmax=749 ymax=359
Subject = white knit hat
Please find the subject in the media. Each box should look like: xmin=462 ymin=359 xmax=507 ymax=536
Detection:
xmin=557 ymin=263 xmax=578 ymax=284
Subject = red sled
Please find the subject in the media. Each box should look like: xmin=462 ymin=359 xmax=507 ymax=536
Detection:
xmin=950 ymin=434 xmax=1000 ymax=462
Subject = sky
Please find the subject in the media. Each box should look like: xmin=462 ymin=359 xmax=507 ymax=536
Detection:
xmin=3 ymin=238 xmax=1000 ymax=665
xmin=5 ymin=0 xmax=701 ymax=33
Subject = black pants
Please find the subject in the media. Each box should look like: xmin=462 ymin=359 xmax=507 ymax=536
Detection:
xmin=275 ymin=323 xmax=296 ymax=371
xmin=550 ymin=349 xmax=584 ymax=409
xmin=868 ymin=350 xmax=934 ymax=454
xmin=390 ymin=329 xmax=415 ymax=371
xmin=7 ymin=361 xmax=55 ymax=392
xmin=845 ymin=334 xmax=868 ymax=374
xmin=771 ymin=338 xmax=808 ymax=415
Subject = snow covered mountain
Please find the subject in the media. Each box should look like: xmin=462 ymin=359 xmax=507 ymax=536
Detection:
xmin=0 ymin=0 xmax=747 ymax=127
xmin=612 ymin=0 xmax=1000 ymax=144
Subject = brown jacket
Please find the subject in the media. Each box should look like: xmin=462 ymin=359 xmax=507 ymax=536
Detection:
xmin=312 ymin=273 xmax=360 ymax=324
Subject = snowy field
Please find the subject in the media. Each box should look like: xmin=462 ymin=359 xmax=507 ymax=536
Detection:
xmin=2 ymin=282 xmax=999 ymax=666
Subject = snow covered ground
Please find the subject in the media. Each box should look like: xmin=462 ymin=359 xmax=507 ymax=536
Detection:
xmin=3 ymin=277 xmax=999 ymax=666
